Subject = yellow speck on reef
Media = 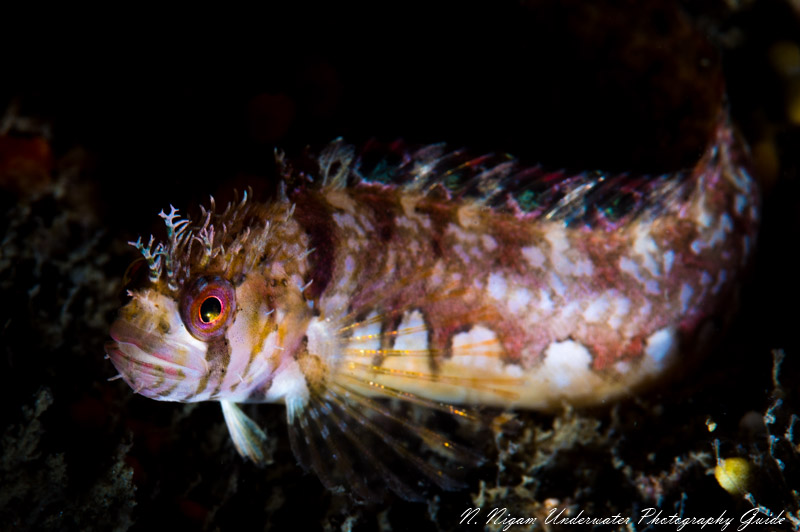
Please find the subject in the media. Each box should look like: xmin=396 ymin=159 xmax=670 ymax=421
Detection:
xmin=714 ymin=457 xmax=750 ymax=497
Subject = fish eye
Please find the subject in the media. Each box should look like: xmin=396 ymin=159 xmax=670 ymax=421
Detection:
xmin=180 ymin=276 xmax=236 ymax=340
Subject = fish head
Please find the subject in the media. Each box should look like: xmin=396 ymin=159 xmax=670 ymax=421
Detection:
xmin=108 ymin=266 xmax=288 ymax=402
xmin=107 ymin=200 xmax=306 ymax=402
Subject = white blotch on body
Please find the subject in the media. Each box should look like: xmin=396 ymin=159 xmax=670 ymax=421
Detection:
xmin=559 ymin=301 xmax=580 ymax=320
xmin=545 ymin=225 xmax=593 ymax=277
xmin=680 ymin=283 xmax=694 ymax=314
xmin=505 ymin=364 xmax=524 ymax=377
xmin=537 ymin=290 xmax=554 ymax=313
xmin=574 ymin=258 xmax=594 ymax=276
xmin=428 ymin=260 xmax=445 ymax=287
xmin=487 ymin=273 xmax=508 ymax=301
xmin=390 ymin=310 xmax=428 ymax=354
xmin=614 ymin=360 xmax=631 ymax=374
xmin=708 ymin=213 xmax=733 ymax=248
xmin=728 ymin=166 xmax=752 ymax=192
xmin=521 ymin=245 xmax=546 ymax=269
xmin=348 ymin=312 xmax=382 ymax=352
xmin=481 ymin=234 xmax=498 ymax=251
xmin=697 ymin=203 xmax=713 ymax=228
xmin=641 ymin=327 xmax=677 ymax=374
xmin=608 ymin=295 xmax=630 ymax=330
xmin=540 ymin=340 xmax=594 ymax=389
xmin=451 ymin=325 xmax=503 ymax=369
xmin=399 ymin=196 xmax=432 ymax=228
xmin=358 ymin=214 xmax=375 ymax=232
xmin=735 ymin=194 xmax=747 ymax=215
xmin=549 ymin=272 xmax=566 ymax=298
xmin=374 ymin=310 xmax=434 ymax=381
xmin=632 ymin=224 xmax=661 ymax=277
xmin=325 ymin=190 xmax=357 ymax=213
xmin=452 ymin=244 xmax=470 ymax=264
xmin=583 ymin=294 xmax=610 ymax=323
xmin=446 ymin=222 xmax=478 ymax=244
xmin=396 ymin=216 xmax=416 ymax=230
xmin=721 ymin=212 xmax=733 ymax=233
xmin=507 ymin=287 xmax=532 ymax=314
xmin=336 ymin=255 xmax=356 ymax=289
xmin=620 ymin=257 xmax=645 ymax=283
xmin=662 ymin=250 xmax=675 ymax=274
xmin=333 ymin=212 xmax=363 ymax=236
xmin=645 ymin=280 xmax=660 ymax=295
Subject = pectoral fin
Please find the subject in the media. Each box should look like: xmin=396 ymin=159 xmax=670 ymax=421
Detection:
xmin=221 ymin=400 xmax=271 ymax=465
xmin=285 ymin=377 xmax=488 ymax=502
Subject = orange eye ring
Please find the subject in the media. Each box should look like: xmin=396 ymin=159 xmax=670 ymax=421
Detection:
xmin=180 ymin=276 xmax=236 ymax=340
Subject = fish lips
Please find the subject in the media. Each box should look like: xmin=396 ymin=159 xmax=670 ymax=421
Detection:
xmin=106 ymin=317 xmax=208 ymax=399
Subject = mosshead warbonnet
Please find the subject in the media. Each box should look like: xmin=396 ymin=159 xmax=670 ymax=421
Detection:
xmin=106 ymin=112 xmax=758 ymax=501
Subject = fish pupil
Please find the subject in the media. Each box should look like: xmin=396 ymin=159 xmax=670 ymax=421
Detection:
xmin=199 ymin=296 xmax=222 ymax=323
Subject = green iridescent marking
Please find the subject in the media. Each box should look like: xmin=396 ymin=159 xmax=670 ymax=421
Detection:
xmin=444 ymin=173 xmax=463 ymax=190
xmin=515 ymin=189 xmax=537 ymax=212
xmin=366 ymin=160 xmax=396 ymax=184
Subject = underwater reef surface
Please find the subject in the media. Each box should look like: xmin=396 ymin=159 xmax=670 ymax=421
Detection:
xmin=1 ymin=1 xmax=800 ymax=530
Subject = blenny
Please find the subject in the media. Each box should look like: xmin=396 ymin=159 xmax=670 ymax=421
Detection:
xmin=107 ymin=114 xmax=757 ymax=501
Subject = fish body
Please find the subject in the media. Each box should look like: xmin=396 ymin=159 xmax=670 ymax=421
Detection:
xmin=107 ymin=116 xmax=757 ymax=500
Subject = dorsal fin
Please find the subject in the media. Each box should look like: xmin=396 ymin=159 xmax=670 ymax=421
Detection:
xmin=279 ymin=138 xmax=696 ymax=231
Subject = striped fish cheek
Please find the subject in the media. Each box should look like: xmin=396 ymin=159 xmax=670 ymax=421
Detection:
xmin=107 ymin=290 xmax=210 ymax=401
xmin=214 ymin=301 xmax=278 ymax=401
xmin=208 ymin=272 xmax=290 ymax=402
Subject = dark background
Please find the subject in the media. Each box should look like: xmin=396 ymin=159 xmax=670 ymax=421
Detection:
xmin=1 ymin=1 xmax=799 ymax=530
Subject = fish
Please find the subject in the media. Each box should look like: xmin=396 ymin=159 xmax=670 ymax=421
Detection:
xmin=106 ymin=112 xmax=758 ymax=501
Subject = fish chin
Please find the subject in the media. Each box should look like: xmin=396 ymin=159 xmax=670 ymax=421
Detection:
xmin=107 ymin=291 xmax=210 ymax=401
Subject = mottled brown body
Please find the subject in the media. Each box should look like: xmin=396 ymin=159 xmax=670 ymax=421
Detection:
xmin=280 ymin=122 xmax=756 ymax=408
xmin=107 ymin=119 xmax=757 ymax=500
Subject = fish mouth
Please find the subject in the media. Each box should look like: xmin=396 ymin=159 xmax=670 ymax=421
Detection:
xmin=106 ymin=317 xmax=207 ymax=400
xmin=109 ymin=317 xmax=207 ymax=374
xmin=105 ymin=340 xmax=137 ymax=389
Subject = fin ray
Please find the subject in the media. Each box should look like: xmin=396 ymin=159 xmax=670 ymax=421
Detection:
xmin=315 ymin=394 xmax=425 ymax=501
xmin=335 ymin=372 xmax=480 ymax=422
xmin=286 ymin=375 xmax=490 ymax=501
xmin=343 ymin=360 xmax=522 ymax=399
xmin=323 ymin=386 xmax=468 ymax=492
xmin=329 ymin=381 xmax=485 ymax=466
xmin=220 ymin=401 xmax=271 ymax=465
